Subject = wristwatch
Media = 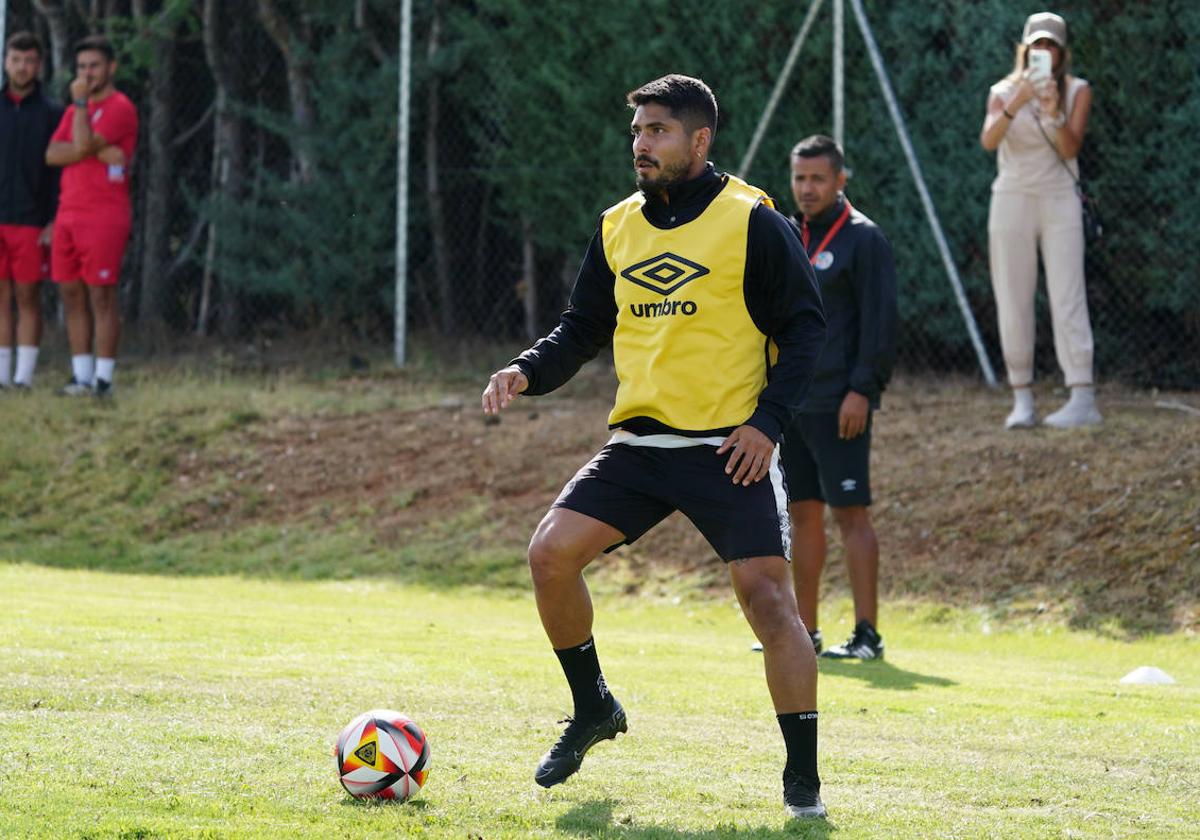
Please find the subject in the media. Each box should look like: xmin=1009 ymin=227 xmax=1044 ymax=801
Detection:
xmin=73 ymin=98 xmax=88 ymax=108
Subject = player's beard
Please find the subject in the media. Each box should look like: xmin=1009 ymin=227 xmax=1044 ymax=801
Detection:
xmin=635 ymin=155 xmax=692 ymax=193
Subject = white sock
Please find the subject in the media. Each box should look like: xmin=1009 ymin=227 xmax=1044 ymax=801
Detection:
xmin=72 ymin=354 xmax=95 ymax=386
xmin=14 ymin=345 xmax=38 ymax=386
xmin=1012 ymin=387 xmax=1034 ymax=413
xmin=95 ymin=357 xmax=116 ymax=385
xmin=0 ymin=347 xmax=11 ymax=386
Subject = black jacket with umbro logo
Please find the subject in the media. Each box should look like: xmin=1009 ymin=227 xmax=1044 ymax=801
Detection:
xmin=792 ymin=194 xmax=897 ymax=412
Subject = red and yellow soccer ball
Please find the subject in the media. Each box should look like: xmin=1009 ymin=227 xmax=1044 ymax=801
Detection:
xmin=335 ymin=710 xmax=430 ymax=801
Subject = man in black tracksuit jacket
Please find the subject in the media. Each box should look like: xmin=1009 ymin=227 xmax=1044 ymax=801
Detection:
xmin=781 ymin=135 xmax=897 ymax=661
xmin=0 ymin=31 xmax=61 ymax=390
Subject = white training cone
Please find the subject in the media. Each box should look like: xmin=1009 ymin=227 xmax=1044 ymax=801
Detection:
xmin=1119 ymin=666 xmax=1176 ymax=685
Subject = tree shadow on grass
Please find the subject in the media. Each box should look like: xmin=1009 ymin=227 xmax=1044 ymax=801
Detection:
xmin=557 ymin=799 xmax=835 ymax=839
xmin=818 ymin=658 xmax=955 ymax=691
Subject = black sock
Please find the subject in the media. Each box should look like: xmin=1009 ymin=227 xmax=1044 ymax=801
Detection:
xmin=554 ymin=637 xmax=614 ymax=720
xmin=778 ymin=711 xmax=820 ymax=789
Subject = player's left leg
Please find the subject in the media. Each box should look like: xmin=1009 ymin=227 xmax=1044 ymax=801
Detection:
xmin=730 ymin=556 xmax=825 ymax=820
xmin=57 ymin=280 xmax=95 ymax=394
xmin=87 ymin=283 xmax=121 ymax=397
xmin=13 ymin=280 xmax=43 ymax=387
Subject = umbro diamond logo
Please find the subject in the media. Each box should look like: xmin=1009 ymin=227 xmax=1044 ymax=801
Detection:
xmin=841 ymin=479 xmax=857 ymax=492
xmin=621 ymin=252 xmax=710 ymax=296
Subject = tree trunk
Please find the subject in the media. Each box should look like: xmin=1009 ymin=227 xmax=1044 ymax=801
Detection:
xmin=424 ymin=0 xmax=453 ymax=334
xmin=256 ymin=0 xmax=316 ymax=183
xmin=200 ymin=0 xmax=246 ymax=337
xmin=30 ymin=0 xmax=71 ymax=87
xmin=134 ymin=4 xmax=181 ymax=332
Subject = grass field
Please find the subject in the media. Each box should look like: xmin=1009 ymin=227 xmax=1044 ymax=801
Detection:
xmin=2 ymin=563 xmax=1197 ymax=839
xmin=1 ymin=357 xmax=1197 ymax=837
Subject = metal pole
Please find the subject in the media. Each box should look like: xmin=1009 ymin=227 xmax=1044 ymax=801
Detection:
xmin=832 ymin=0 xmax=843 ymax=147
xmin=737 ymin=0 xmax=825 ymax=178
xmin=394 ymin=0 xmax=412 ymax=367
xmin=848 ymin=0 xmax=998 ymax=386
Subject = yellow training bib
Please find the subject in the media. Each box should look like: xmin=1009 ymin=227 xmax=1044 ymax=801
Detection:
xmin=602 ymin=176 xmax=776 ymax=434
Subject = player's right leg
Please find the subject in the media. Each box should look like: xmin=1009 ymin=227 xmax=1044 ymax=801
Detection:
xmin=0 ymin=278 xmax=13 ymax=389
xmin=789 ymin=500 xmax=827 ymax=650
xmin=55 ymin=280 xmax=94 ymax=395
xmin=780 ymin=414 xmax=830 ymax=652
xmin=528 ymin=507 xmax=628 ymax=788
xmin=529 ymin=444 xmax=672 ymax=788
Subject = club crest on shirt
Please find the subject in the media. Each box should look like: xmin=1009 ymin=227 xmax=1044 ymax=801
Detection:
xmin=813 ymin=251 xmax=835 ymax=271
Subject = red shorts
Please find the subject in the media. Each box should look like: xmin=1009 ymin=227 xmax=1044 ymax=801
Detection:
xmin=0 ymin=224 xmax=46 ymax=283
xmin=51 ymin=217 xmax=131 ymax=287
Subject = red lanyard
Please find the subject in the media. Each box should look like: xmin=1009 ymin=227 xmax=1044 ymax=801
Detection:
xmin=801 ymin=199 xmax=852 ymax=265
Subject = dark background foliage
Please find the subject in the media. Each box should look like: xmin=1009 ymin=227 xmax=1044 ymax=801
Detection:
xmin=4 ymin=0 xmax=1197 ymax=385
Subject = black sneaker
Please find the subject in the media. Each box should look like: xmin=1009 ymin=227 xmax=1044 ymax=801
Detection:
xmin=534 ymin=698 xmax=627 ymax=788
xmin=821 ymin=619 xmax=884 ymax=660
xmin=59 ymin=377 xmax=92 ymax=396
xmin=93 ymin=379 xmax=114 ymax=398
xmin=784 ymin=770 xmax=826 ymax=820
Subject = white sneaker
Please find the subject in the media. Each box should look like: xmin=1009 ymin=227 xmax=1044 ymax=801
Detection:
xmin=59 ymin=376 xmax=93 ymax=396
xmin=1044 ymin=387 xmax=1102 ymax=429
xmin=1004 ymin=389 xmax=1036 ymax=430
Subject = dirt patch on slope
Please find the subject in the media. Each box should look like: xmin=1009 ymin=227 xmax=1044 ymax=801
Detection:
xmin=171 ymin=368 xmax=1200 ymax=633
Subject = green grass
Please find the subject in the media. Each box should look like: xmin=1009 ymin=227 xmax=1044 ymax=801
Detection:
xmin=1 ymin=563 xmax=1196 ymax=839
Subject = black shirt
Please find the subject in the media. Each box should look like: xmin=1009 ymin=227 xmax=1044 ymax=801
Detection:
xmin=512 ymin=164 xmax=827 ymax=443
xmin=793 ymin=194 xmax=897 ymax=412
xmin=0 ymin=83 xmax=62 ymax=227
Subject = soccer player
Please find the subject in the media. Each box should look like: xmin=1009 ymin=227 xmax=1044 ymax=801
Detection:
xmin=0 ymin=32 xmax=61 ymax=391
xmin=45 ymin=35 xmax=138 ymax=397
xmin=782 ymin=135 xmax=897 ymax=661
xmin=481 ymin=75 xmax=829 ymax=819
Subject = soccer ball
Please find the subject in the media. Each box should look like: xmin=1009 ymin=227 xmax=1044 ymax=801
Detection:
xmin=335 ymin=709 xmax=430 ymax=801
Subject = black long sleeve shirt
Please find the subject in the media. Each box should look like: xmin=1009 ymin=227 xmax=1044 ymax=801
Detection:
xmin=512 ymin=165 xmax=826 ymax=443
xmin=793 ymin=194 xmax=897 ymax=412
xmin=0 ymin=83 xmax=62 ymax=227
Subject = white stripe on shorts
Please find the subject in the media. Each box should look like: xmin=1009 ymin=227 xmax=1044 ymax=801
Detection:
xmin=767 ymin=448 xmax=791 ymax=561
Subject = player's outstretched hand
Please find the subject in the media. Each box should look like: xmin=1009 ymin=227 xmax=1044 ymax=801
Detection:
xmin=481 ymin=365 xmax=528 ymax=415
xmin=716 ymin=425 xmax=774 ymax=486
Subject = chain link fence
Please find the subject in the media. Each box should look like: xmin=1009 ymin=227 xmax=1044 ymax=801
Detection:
xmin=2 ymin=0 xmax=1197 ymax=387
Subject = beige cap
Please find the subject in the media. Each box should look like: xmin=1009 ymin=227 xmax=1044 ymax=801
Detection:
xmin=1022 ymin=12 xmax=1067 ymax=46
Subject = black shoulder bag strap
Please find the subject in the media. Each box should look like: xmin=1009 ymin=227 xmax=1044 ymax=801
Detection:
xmin=1033 ymin=80 xmax=1102 ymax=242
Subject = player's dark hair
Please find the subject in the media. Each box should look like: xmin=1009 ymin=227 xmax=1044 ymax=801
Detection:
xmin=626 ymin=74 xmax=718 ymax=136
xmin=791 ymin=134 xmax=845 ymax=174
xmin=5 ymin=31 xmax=44 ymax=57
xmin=74 ymin=35 xmax=115 ymax=62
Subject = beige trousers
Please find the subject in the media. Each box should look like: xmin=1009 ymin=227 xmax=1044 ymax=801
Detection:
xmin=988 ymin=190 xmax=1094 ymax=387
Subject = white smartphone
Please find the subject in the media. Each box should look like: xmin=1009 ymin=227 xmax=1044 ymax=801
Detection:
xmin=1028 ymin=48 xmax=1052 ymax=81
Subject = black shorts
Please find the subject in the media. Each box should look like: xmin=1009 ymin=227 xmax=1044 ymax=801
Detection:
xmin=780 ymin=412 xmax=873 ymax=507
xmin=552 ymin=442 xmax=791 ymax=562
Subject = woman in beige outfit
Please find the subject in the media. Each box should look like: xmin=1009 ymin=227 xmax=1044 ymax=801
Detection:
xmin=980 ymin=12 xmax=1101 ymax=429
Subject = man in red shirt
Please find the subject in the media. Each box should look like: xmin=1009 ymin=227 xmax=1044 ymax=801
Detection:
xmin=0 ymin=32 xmax=61 ymax=391
xmin=45 ymin=35 xmax=138 ymax=397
